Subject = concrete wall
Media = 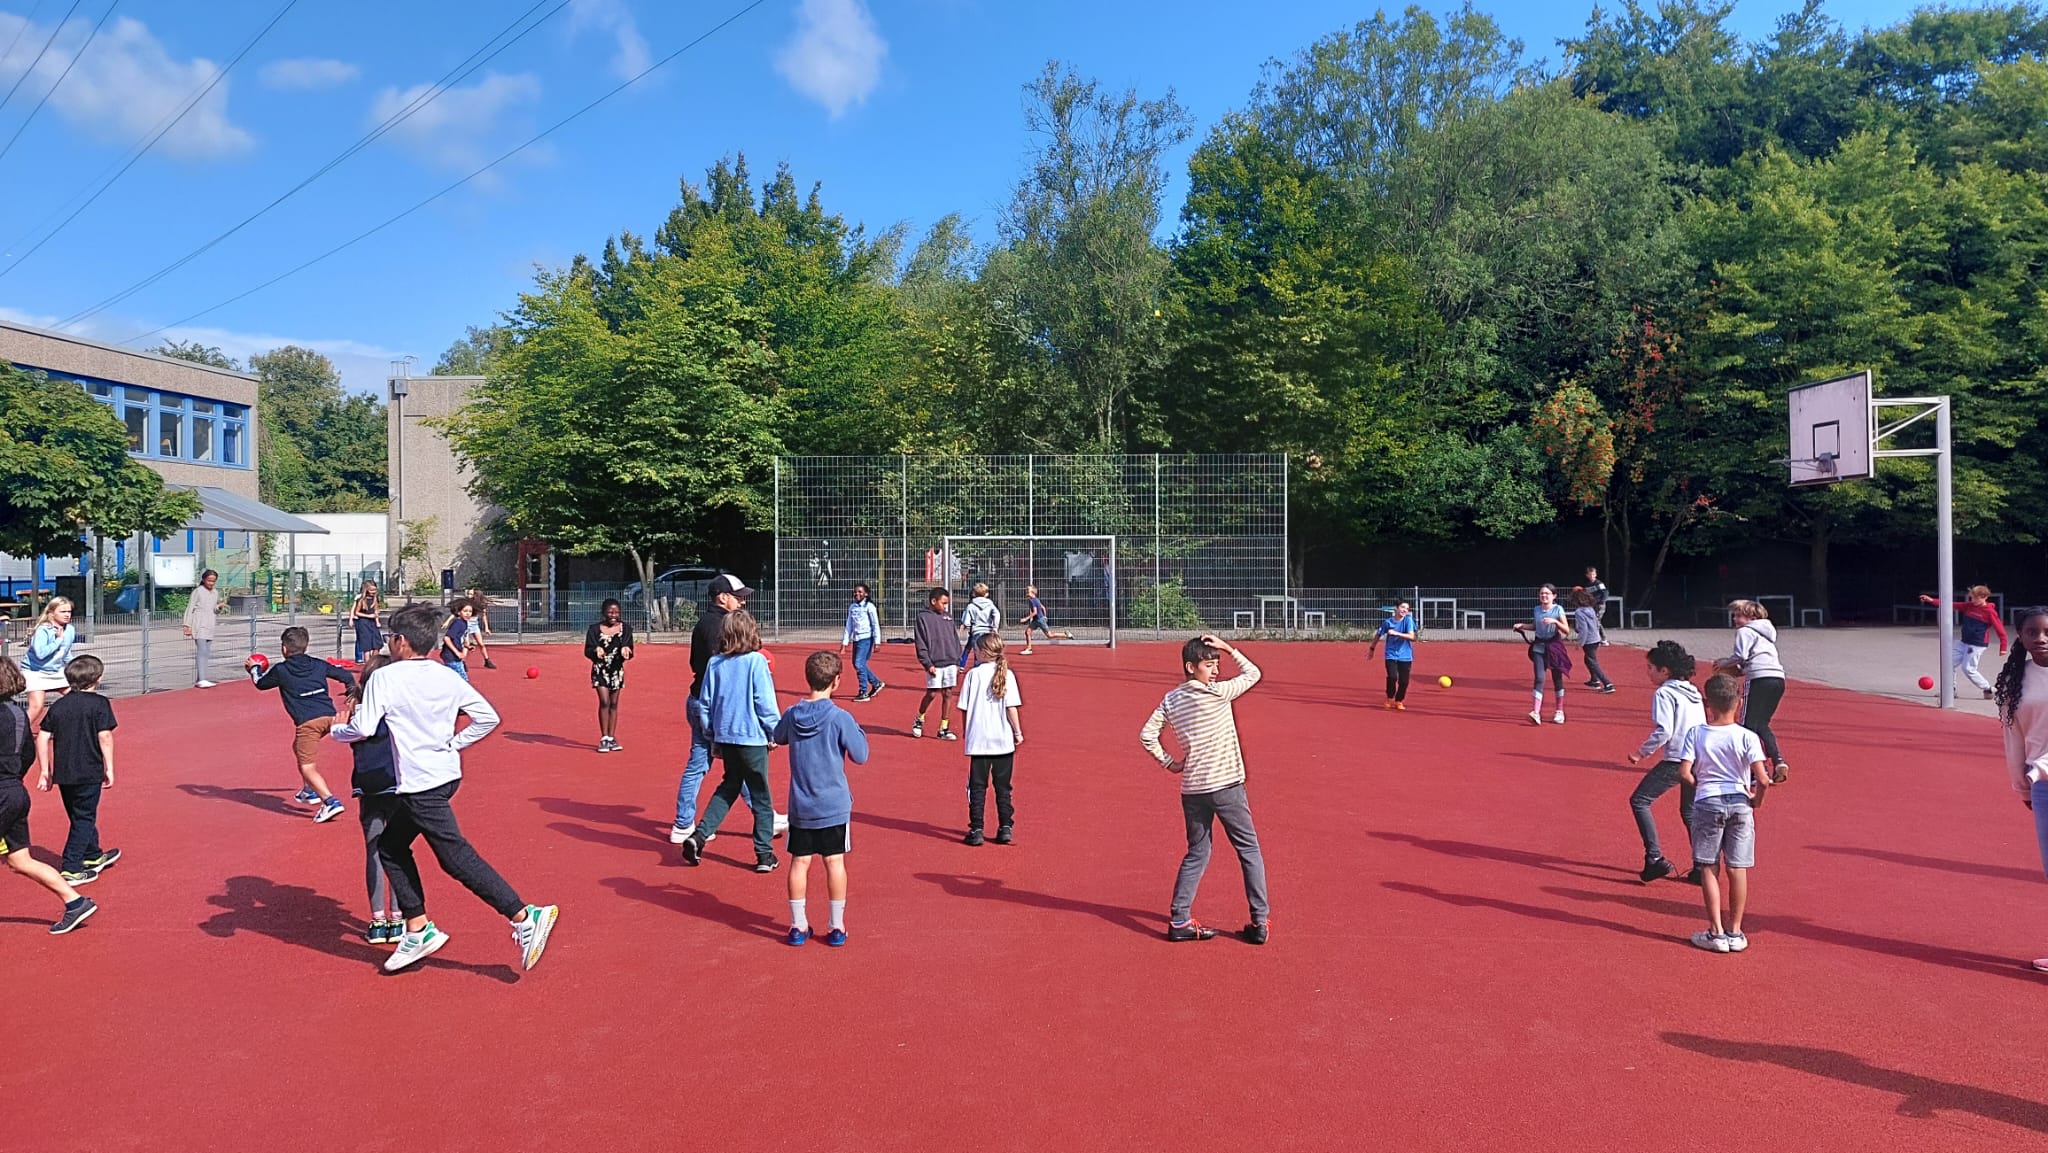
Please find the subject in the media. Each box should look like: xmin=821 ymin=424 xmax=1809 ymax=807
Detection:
xmin=0 ymin=319 xmax=261 ymax=502
xmin=386 ymin=374 xmax=512 ymax=590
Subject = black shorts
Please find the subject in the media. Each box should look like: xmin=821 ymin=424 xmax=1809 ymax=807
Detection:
xmin=0 ymin=781 xmax=30 ymax=856
xmin=786 ymin=823 xmax=850 ymax=858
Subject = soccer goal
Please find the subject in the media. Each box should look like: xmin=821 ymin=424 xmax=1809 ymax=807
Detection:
xmin=941 ymin=535 xmax=1117 ymax=648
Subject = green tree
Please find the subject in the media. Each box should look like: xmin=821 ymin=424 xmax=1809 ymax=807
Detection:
xmin=155 ymin=340 xmax=242 ymax=371
xmin=248 ymin=346 xmax=387 ymax=512
xmin=0 ymin=364 xmax=200 ymax=559
xmin=432 ymin=325 xmax=508 ymax=375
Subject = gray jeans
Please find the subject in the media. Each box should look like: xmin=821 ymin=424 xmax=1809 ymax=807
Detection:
xmin=1172 ymin=783 xmax=1269 ymax=924
xmin=193 ymin=637 xmax=212 ymax=683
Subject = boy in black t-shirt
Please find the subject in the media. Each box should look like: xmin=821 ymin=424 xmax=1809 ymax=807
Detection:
xmin=0 ymin=658 xmax=96 ymax=933
xmin=35 ymin=655 xmax=121 ymax=885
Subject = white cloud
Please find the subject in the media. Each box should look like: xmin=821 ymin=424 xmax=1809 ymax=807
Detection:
xmin=0 ymin=14 xmax=253 ymax=159
xmin=775 ymin=0 xmax=886 ymax=118
xmin=259 ymin=57 xmax=359 ymax=92
xmin=570 ymin=0 xmax=652 ymax=82
xmin=369 ymin=71 xmax=541 ymax=173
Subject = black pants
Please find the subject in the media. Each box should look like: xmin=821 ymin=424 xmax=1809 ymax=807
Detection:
xmin=1582 ymin=643 xmax=1613 ymax=688
xmin=58 ymin=780 xmax=103 ymax=872
xmin=697 ymin=743 xmax=776 ymax=863
xmin=967 ymin=754 xmax=1015 ymax=831
xmin=1384 ymin=658 xmax=1412 ymax=701
xmin=1742 ymin=676 xmax=1786 ymax=763
xmin=378 ymin=780 xmax=525 ymax=920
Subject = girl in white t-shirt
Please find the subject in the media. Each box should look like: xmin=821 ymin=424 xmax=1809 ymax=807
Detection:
xmin=956 ymin=633 xmax=1023 ymax=846
xmin=1996 ymin=606 xmax=2048 ymax=971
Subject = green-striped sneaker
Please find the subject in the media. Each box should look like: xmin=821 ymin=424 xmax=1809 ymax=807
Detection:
xmin=383 ymin=923 xmax=448 ymax=972
xmin=512 ymin=904 xmax=558 ymax=971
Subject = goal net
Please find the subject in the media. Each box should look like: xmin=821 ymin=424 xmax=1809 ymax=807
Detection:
xmin=941 ymin=535 xmax=1117 ymax=648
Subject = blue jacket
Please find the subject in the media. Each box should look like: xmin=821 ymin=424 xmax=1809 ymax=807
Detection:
xmin=24 ymin=623 xmax=74 ymax=674
xmin=842 ymin=600 xmax=880 ymax=645
xmin=255 ymin=652 xmax=356 ymax=724
xmin=698 ymin=651 xmax=780 ymax=746
xmin=771 ymin=697 xmax=870 ymax=828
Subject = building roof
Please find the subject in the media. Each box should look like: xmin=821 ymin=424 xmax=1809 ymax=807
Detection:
xmin=180 ymin=487 xmax=329 ymax=534
xmin=0 ymin=317 xmax=258 ymax=385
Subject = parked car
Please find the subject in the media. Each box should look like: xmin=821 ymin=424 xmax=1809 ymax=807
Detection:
xmin=623 ymin=566 xmax=727 ymax=608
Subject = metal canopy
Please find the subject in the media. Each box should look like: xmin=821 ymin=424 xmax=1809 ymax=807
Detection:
xmin=178 ymin=486 xmax=330 ymax=534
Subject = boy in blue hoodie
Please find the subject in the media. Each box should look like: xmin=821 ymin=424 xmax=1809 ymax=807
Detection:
xmin=250 ymin=626 xmax=356 ymax=823
xmin=772 ymin=651 xmax=870 ymax=946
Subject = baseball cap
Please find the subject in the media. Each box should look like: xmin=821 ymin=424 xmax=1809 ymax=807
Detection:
xmin=711 ymin=574 xmax=755 ymax=600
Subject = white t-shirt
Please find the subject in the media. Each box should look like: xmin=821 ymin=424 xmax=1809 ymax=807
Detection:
xmin=1682 ymin=721 xmax=1765 ymax=800
xmin=959 ymin=661 xmax=1022 ymax=756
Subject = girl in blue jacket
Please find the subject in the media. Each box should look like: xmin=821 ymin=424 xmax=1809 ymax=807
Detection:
xmin=681 ymin=610 xmax=784 ymax=872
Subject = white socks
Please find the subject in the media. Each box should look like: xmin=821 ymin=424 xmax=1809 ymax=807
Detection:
xmin=829 ymin=900 xmax=846 ymax=932
xmin=790 ymin=900 xmax=809 ymax=932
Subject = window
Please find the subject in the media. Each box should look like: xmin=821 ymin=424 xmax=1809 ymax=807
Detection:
xmin=62 ymin=375 xmax=250 ymax=468
xmin=223 ymin=422 xmax=243 ymax=465
xmin=159 ymin=410 xmax=181 ymax=457
xmin=123 ymin=407 xmax=146 ymax=451
xmin=191 ymin=415 xmax=215 ymax=461
xmin=86 ymin=380 xmax=111 ymax=397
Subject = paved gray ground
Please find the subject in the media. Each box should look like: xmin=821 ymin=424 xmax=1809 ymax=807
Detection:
xmin=1603 ymin=624 xmax=2001 ymax=718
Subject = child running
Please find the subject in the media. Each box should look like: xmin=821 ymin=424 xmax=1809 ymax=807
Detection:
xmin=773 ymin=651 xmax=870 ymax=946
xmin=1366 ymin=601 xmax=1418 ymax=710
xmin=1922 ymin=586 xmax=2009 ymax=699
xmin=35 ymin=655 xmax=120 ymax=887
xmin=249 ymin=626 xmax=355 ymax=823
xmin=335 ymin=652 xmax=403 ymax=943
xmin=330 ymin=602 xmax=557 ymax=973
xmin=462 ymin=587 xmax=499 ymax=670
xmin=0 ymin=658 xmax=96 ymax=934
xmin=1138 ymin=634 xmax=1269 ymax=945
xmin=21 ymin=597 xmax=76 ymax=729
xmin=680 ymin=609 xmax=783 ymax=872
xmin=1713 ymin=600 xmax=1789 ymax=783
xmin=911 ymin=588 xmax=961 ymax=740
xmin=1512 ymin=584 xmax=1575 ymax=725
xmin=1016 ymin=585 xmax=1072 ymax=654
xmin=959 ymin=581 xmax=1001 ymax=669
xmin=583 ymin=598 xmax=634 ymax=752
xmin=1995 ymin=606 xmax=2048 ymax=970
xmin=1572 ymin=588 xmax=1616 ymax=693
xmin=1678 ymin=674 xmax=1773 ymax=953
xmin=1626 ymin=640 xmax=1705 ymax=883
xmin=438 ymin=599 xmax=477 ymax=681
xmin=957 ymin=633 xmax=1023 ymax=845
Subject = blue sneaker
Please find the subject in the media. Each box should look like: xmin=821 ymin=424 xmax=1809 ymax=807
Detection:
xmin=314 ymin=798 xmax=346 ymax=823
xmin=786 ymin=926 xmax=810 ymax=947
xmin=292 ymin=788 xmax=320 ymax=805
xmin=822 ymin=928 xmax=847 ymax=947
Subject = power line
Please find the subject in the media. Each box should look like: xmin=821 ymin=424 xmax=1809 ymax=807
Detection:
xmin=119 ymin=0 xmax=774 ymax=347
xmin=0 ymin=0 xmax=83 ymax=118
xmin=0 ymin=0 xmax=118 ymax=165
xmin=54 ymin=0 xmax=570 ymax=325
xmin=0 ymin=0 xmax=54 ymax=69
xmin=1 ymin=0 xmax=296 ymax=268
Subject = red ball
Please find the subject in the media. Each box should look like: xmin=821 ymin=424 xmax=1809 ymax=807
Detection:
xmin=525 ymin=666 xmax=540 ymax=679
xmin=1918 ymin=675 xmax=1935 ymax=690
xmin=246 ymin=653 xmax=270 ymax=672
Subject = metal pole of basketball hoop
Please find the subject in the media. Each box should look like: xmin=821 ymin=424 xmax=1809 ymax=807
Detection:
xmin=1870 ymin=395 xmax=1956 ymax=709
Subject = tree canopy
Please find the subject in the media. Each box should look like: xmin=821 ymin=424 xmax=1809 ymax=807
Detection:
xmin=0 ymin=364 xmax=200 ymax=557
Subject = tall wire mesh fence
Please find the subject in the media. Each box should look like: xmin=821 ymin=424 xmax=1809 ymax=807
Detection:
xmin=771 ymin=455 xmax=1289 ymax=642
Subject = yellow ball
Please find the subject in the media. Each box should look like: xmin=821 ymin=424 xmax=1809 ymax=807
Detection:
xmin=1438 ymin=675 xmax=1453 ymax=688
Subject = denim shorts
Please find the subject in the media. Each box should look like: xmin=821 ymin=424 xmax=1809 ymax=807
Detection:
xmin=1689 ymin=793 xmax=1755 ymax=869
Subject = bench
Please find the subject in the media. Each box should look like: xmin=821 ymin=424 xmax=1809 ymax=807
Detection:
xmin=1799 ymin=608 xmax=1824 ymax=628
xmin=1629 ymin=610 xmax=1653 ymax=630
xmin=1459 ymin=610 xmax=1486 ymax=630
xmin=1300 ymin=610 xmax=1326 ymax=631
xmin=1232 ymin=610 xmax=1254 ymax=631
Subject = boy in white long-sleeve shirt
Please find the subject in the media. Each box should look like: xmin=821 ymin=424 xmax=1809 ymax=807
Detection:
xmin=332 ymin=602 xmax=558 ymax=973
xmin=1625 ymin=640 xmax=1705 ymax=884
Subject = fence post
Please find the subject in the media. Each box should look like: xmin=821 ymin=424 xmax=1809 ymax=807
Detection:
xmin=899 ymin=454 xmax=909 ymax=634
xmin=772 ymin=458 xmax=782 ymax=641
xmin=1281 ymin=455 xmax=1291 ymax=638
xmin=1153 ymin=454 xmax=1162 ymax=639
xmin=137 ymin=530 xmax=152 ymax=694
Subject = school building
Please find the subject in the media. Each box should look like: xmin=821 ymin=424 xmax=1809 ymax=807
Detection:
xmin=0 ymin=318 xmax=322 ymax=611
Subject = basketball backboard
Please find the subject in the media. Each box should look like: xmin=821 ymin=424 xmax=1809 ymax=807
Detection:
xmin=1787 ymin=371 xmax=1872 ymax=486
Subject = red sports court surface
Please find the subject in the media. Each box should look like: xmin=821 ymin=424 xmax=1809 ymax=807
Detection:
xmin=6 ymin=639 xmax=2044 ymax=1152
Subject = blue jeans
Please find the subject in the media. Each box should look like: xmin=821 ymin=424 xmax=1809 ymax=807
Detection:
xmin=2033 ymin=780 xmax=2048 ymax=877
xmin=674 ymin=698 xmax=755 ymax=829
xmin=851 ymin=637 xmax=878 ymax=695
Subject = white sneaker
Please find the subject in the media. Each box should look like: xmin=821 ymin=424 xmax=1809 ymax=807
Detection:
xmin=1724 ymin=931 xmax=1749 ymax=953
xmin=512 ymin=904 xmax=558 ymax=971
xmin=195 ymin=680 xmax=218 ymax=689
xmin=1527 ymin=711 xmax=1542 ymax=725
xmin=384 ymin=923 xmax=449 ymax=971
xmin=1020 ymin=648 xmax=1033 ymax=655
xmin=773 ymin=811 xmax=789 ymax=838
xmin=2031 ymin=956 xmax=2048 ymax=973
xmin=1690 ymin=930 xmax=1730 ymax=953
xmin=668 ymin=822 xmax=696 ymax=845
xmin=1553 ymin=710 xmax=1566 ymax=725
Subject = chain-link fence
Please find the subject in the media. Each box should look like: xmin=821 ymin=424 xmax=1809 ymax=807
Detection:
xmin=771 ymin=455 xmax=1289 ymax=643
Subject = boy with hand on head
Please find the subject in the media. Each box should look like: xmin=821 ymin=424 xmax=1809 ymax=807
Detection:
xmin=1626 ymin=640 xmax=1704 ymax=884
xmin=250 ymin=626 xmax=356 ymax=823
xmin=35 ymin=656 xmax=121 ymax=887
xmin=912 ymin=588 xmax=962 ymax=740
xmin=1678 ymin=673 xmax=1773 ymax=953
xmin=331 ymin=601 xmax=558 ymax=973
xmin=0 ymin=658 xmax=96 ymax=934
xmin=773 ymin=651 xmax=870 ymax=946
xmin=1139 ymin=635 xmax=1270 ymax=945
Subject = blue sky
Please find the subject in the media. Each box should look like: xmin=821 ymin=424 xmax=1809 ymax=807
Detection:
xmin=0 ymin=0 xmax=1922 ymax=394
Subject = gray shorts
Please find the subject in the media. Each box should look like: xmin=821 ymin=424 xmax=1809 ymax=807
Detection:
xmin=1690 ymin=793 xmax=1755 ymax=869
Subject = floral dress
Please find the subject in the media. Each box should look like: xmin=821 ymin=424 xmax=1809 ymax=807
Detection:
xmin=589 ymin=625 xmax=629 ymax=690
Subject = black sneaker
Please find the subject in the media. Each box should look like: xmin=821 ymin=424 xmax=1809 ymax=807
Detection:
xmin=852 ymin=691 xmax=872 ymax=703
xmin=59 ymin=866 xmax=99 ymax=886
xmin=937 ymin=729 xmax=958 ymax=741
xmin=680 ymin=839 xmax=702 ymax=866
xmin=1770 ymin=761 xmax=1789 ymax=784
xmin=1639 ymin=857 xmax=1675 ymax=884
xmin=83 ymin=848 xmax=121 ymax=871
xmin=1166 ymin=922 xmax=1218 ymax=942
xmin=754 ymin=857 xmax=780 ymax=874
xmin=1679 ymin=868 xmax=1704 ymax=886
xmin=871 ymin=682 xmax=886 ymax=696
xmin=484 ymin=660 xmax=498 ymax=670
xmin=993 ymin=826 xmax=1014 ymax=845
xmin=50 ymin=898 xmax=97 ymax=935
xmin=1241 ymin=922 xmax=1269 ymax=945
xmin=963 ymin=828 xmax=984 ymax=847
xmin=1600 ymin=684 xmax=1618 ymax=694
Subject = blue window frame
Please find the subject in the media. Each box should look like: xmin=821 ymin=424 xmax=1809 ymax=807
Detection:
xmin=23 ymin=367 xmax=256 ymax=470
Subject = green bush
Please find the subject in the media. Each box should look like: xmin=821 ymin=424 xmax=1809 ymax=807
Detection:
xmin=411 ymin=575 xmax=443 ymax=597
xmin=1125 ymin=576 xmax=1205 ymax=630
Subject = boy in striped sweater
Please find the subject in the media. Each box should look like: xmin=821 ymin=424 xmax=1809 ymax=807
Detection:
xmin=1139 ymin=635 xmax=1269 ymax=945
